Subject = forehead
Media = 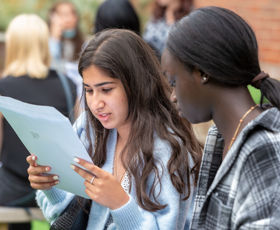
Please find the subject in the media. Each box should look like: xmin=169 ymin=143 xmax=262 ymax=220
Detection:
xmin=83 ymin=65 xmax=116 ymax=83
xmin=161 ymin=50 xmax=182 ymax=74
xmin=56 ymin=3 xmax=74 ymax=13
xmin=156 ymin=0 xmax=174 ymax=6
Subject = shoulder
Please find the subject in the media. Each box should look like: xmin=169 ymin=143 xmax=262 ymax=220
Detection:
xmin=153 ymin=134 xmax=172 ymax=161
xmin=232 ymin=108 xmax=280 ymax=162
xmin=233 ymin=131 xmax=280 ymax=224
xmin=152 ymin=132 xmax=194 ymax=167
xmin=242 ymin=109 xmax=280 ymax=157
xmin=144 ymin=19 xmax=167 ymax=36
xmin=237 ymin=123 xmax=280 ymax=187
xmin=0 ymin=75 xmax=26 ymax=84
xmin=242 ymin=129 xmax=280 ymax=169
xmin=0 ymin=76 xmax=12 ymax=90
xmin=0 ymin=76 xmax=27 ymax=95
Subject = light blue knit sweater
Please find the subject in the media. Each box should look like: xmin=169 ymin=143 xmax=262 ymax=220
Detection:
xmin=36 ymin=114 xmax=195 ymax=229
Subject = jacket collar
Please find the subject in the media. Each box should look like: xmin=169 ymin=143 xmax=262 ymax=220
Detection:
xmin=204 ymin=107 xmax=280 ymax=197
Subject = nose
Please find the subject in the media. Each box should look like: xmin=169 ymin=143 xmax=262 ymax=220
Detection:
xmin=170 ymin=88 xmax=177 ymax=104
xmin=87 ymin=93 xmax=105 ymax=113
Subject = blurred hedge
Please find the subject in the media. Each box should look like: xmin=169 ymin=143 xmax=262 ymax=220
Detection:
xmin=0 ymin=0 xmax=103 ymax=34
xmin=0 ymin=0 xmax=153 ymax=35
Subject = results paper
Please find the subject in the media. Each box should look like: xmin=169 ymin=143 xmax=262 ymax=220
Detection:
xmin=0 ymin=96 xmax=92 ymax=198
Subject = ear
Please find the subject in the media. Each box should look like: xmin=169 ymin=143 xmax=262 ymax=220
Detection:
xmin=199 ymin=70 xmax=209 ymax=84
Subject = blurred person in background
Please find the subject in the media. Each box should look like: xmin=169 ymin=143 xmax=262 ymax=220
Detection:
xmin=94 ymin=0 xmax=140 ymax=35
xmin=0 ymin=14 xmax=76 ymax=230
xmin=48 ymin=1 xmax=84 ymax=63
xmin=48 ymin=1 xmax=84 ymax=106
xmin=143 ymin=0 xmax=193 ymax=57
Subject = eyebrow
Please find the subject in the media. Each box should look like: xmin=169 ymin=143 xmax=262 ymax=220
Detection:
xmin=83 ymin=82 xmax=115 ymax=87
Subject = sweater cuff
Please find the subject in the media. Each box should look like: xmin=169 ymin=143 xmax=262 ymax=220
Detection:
xmin=110 ymin=195 xmax=143 ymax=229
xmin=40 ymin=187 xmax=70 ymax=205
xmin=36 ymin=188 xmax=74 ymax=224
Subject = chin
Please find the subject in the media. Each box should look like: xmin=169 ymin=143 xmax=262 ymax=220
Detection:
xmin=98 ymin=121 xmax=113 ymax=130
xmin=181 ymin=113 xmax=203 ymax=124
xmin=102 ymin=124 xmax=114 ymax=130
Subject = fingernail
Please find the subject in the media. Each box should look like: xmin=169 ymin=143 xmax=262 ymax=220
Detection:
xmin=73 ymin=158 xmax=80 ymax=163
xmin=45 ymin=167 xmax=50 ymax=172
xmin=32 ymin=156 xmax=36 ymax=161
xmin=53 ymin=175 xmax=59 ymax=180
xmin=70 ymin=164 xmax=75 ymax=170
xmin=54 ymin=181 xmax=59 ymax=185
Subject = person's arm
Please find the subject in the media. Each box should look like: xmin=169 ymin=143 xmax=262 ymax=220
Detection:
xmin=36 ymin=188 xmax=74 ymax=224
xmin=233 ymin=141 xmax=280 ymax=229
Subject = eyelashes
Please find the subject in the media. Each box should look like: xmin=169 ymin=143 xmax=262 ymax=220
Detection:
xmin=163 ymin=71 xmax=176 ymax=88
xmin=102 ymin=88 xmax=112 ymax=93
xmin=84 ymin=88 xmax=93 ymax=93
xmin=84 ymin=88 xmax=113 ymax=94
xmin=169 ymin=79 xmax=176 ymax=87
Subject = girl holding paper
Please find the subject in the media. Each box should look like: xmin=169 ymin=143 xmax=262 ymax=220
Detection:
xmin=27 ymin=29 xmax=201 ymax=230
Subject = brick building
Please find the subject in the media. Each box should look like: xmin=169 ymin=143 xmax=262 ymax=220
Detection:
xmin=195 ymin=0 xmax=280 ymax=79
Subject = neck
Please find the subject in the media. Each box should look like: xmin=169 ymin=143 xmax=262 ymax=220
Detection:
xmin=117 ymin=124 xmax=130 ymax=146
xmin=114 ymin=123 xmax=131 ymax=181
xmin=211 ymin=86 xmax=261 ymax=159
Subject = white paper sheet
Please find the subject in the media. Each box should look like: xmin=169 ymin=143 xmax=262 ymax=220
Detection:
xmin=0 ymin=96 xmax=92 ymax=198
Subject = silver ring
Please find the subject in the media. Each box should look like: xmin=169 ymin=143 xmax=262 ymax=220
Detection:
xmin=90 ymin=175 xmax=95 ymax=184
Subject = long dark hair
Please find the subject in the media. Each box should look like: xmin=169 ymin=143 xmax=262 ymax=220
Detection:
xmin=94 ymin=0 xmax=140 ymax=35
xmin=78 ymin=29 xmax=201 ymax=211
xmin=152 ymin=0 xmax=193 ymax=21
xmin=48 ymin=1 xmax=84 ymax=61
xmin=166 ymin=6 xmax=280 ymax=109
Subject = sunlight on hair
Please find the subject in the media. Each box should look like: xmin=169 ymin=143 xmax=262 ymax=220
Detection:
xmin=3 ymin=14 xmax=50 ymax=79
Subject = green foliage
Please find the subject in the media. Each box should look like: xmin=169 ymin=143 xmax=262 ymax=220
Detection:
xmin=31 ymin=220 xmax=50 ymax=230
xmin=0 ymin=0 xmax=104 ymax=34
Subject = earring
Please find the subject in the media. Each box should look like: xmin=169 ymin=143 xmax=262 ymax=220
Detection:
xmin=202 ymin=76 xmax=207 ymax=81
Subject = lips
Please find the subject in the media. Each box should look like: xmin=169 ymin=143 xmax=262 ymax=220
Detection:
xmin=97 ymin=113 xmax=111 ymax=122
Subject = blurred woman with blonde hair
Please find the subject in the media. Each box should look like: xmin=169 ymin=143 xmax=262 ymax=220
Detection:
xmin=0 ymin=14 xmax=76 ymax=230
xmin=3 ymin=14 xmax=51 ymax=79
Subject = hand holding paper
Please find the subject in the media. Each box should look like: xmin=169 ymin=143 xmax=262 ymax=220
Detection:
xmin=27 ymin=154 xmax=60 ymax=190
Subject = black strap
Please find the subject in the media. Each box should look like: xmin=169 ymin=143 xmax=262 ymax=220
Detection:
xmin=56 ymin=70 xmax=75 ymax=123
xmin=50 ymin=197 xmax=91 ymax=230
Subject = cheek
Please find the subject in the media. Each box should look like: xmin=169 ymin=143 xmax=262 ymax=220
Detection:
xmin=175 ymin=81 xmax=189 ymax=104
xmin=107 ymin=92 xmax=129 ymax=119
xmin=85 ymin=93 xmax=90 ymax=105
xmin=116 ymin=93 xmax=129 ymax=121
xmin=175 ymin=79 xmax=195 ymax=118
xmin=85 ymin=96 xmax=93 ymax=113
xmin=69 ymin=16 xmax=77 ymax=25
xmin=118 ymin=96 xmax=129 ymax=118
xmin=170 ymin=89 xmax=177 ymax=104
